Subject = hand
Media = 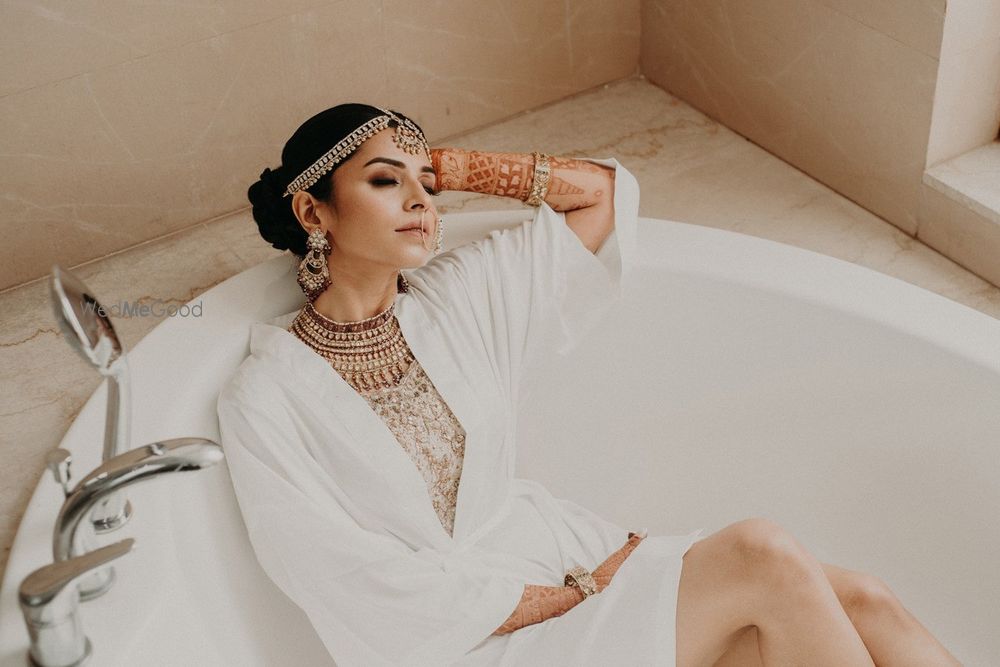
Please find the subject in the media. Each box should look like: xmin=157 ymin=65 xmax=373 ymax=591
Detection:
xmin=591 ymin=530 xmax=647 ymax=593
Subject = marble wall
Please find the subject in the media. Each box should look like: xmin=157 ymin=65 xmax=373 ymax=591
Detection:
xmin=0 ymin=0 xmax=640 ymax=292
xmin=926 ymin=0 xmax=1000 ymax=166
xmin=640 ymin=0 xmax=1000 ymax=289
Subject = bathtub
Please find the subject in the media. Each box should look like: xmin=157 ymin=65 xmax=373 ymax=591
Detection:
xmin=1 ymin=210 xmax=996 ymax=666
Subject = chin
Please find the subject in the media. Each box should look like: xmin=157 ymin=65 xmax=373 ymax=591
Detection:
xmin=399 ymin=249 xmax=432 ymax=269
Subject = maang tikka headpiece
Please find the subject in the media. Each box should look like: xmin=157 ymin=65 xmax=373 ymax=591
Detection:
xmin=282 ymin=107 xmax=432 ymax=198
xmin=288 ymin=107 xmax=439 ymax=300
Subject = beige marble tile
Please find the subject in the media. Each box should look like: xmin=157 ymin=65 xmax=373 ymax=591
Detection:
xmin=934 ymin=0 xmax=1000 ymax=58
xmin=0 ymin=0 xmax=388 ymax=293
xmin=919 ymin=182 xmax=1000 ymax=292
xmin=814 ymin=0 xmax=945 ymax=58
xmin=3 ymin=75 xmax=999 ymax=586
xmin=381 ymin=0 xmax=577 ymax=140
xmin=925 ymin=4 xmax=1000 ymax=166
xmin=0 ymin=0 xmax=334 ymax=97
xmin=567 ymin=0 xmax=641 ymax=91
xmin=641 ymin=0 xmax=941 ymax=235
xmin=3 ymin=0 xmax=642 ymax=294
xmin=0 ymin=276 xmax=104 ymax=583
xmin=925 ymin=142 xmax=1000 ymax=226
xmin=639 ymin=0 xmax=1000 ymax=322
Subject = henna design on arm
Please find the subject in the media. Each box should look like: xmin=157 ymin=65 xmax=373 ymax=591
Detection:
xmin=431 ymin=148 xmax=613 ymax=211
xmin=492 ymin=584 xmax=584 ymax=635
xmin=431 ymin=149 xmax=534 ymax=200
xmin=490 ymin=536 xmax=646 ymax=635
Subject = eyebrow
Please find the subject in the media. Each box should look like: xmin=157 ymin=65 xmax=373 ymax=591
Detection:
xmin=364 ymin=156 xmax=435 ymax=174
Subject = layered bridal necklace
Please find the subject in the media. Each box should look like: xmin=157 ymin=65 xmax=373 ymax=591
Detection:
xmin=289 ymin=299 xmax=415 ymax=393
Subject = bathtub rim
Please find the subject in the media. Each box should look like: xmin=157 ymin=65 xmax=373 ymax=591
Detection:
xmin=2 ymin=211 xmax=998 ymax=662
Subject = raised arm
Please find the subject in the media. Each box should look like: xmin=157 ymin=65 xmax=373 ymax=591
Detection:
xmin=430 ymin=148 xmax=616 ymax=254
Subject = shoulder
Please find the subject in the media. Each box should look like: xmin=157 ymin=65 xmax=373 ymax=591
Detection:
xmin=217 ymin=353 xmax=284 ymax=413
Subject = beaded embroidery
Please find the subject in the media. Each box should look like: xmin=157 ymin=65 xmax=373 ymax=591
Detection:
xmin=361 ymin=358 xmax=466 ymax=537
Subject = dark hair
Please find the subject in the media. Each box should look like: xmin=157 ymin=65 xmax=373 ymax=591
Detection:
xmin=247 ymin=104 xmax=426 ymax=258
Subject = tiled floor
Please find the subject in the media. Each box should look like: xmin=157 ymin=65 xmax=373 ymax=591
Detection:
xmin=2 ymin=75 xmax=998 ymax=581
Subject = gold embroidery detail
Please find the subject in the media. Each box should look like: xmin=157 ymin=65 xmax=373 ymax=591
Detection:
xmin=361 ymin=359 xmax=466 ymax=536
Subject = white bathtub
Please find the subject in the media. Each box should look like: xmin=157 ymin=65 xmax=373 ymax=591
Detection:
xmin=1 ymin=211 xmax=997 ymax=666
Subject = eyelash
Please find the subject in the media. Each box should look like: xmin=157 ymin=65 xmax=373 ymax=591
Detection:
xmin=372 ymin=178 xmax=438 ymax=196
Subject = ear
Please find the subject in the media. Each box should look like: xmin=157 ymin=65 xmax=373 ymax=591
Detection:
xmin=291 ymin=190 xmax=332 ymax=236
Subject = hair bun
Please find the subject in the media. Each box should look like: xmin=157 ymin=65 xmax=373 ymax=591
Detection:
xmin=259 ymin=166 xmax=285 ymax=196
xmin=248 ymin=164 xmax=304 ymax=255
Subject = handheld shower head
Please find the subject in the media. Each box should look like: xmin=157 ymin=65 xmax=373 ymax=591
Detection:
xmin=49 ymin=265 xmax=125 ymax=376
xmin=49 ymin=265 xmax=133 ymax=532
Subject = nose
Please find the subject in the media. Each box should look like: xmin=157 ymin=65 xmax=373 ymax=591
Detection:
xmin=406 ymin=195 xmax=430 ymax=213
xmin=405 ymin=180 xmax=433 ymax=211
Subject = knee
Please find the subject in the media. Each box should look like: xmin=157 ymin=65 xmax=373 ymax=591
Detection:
xmin=840 ymin=571 xmax=901 ymax=618
xmin=728 ymin=517 xmax=818 ymax=581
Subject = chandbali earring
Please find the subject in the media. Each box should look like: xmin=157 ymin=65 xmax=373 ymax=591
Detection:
xmin=297 ymin=227 xmax=332 ymax=300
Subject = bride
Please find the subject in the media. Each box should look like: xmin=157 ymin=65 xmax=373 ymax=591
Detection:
xmin=216 ymin=103 xmax=960 ymax=666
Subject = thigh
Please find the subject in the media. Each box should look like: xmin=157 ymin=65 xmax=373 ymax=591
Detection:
xmin=705 ymin=547 xmax=880 ymax=667
xmin=709 ymin=562 xmax=895 ymax=667
xmin=675 ymin=519 xmax=785 ymax=667
xmin=819 ymin=561 xmax=896 ymax=616
xmin=711 ymin=625 xmax=763 ymax=667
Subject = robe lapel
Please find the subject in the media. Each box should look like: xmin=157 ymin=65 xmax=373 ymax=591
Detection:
xmin=394 ymin=293 xmax=488 ymax=546
xmin=253 ymin=292 xmax=488 ymax=551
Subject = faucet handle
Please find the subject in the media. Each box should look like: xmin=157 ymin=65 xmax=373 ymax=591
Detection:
xmin=19 ymin=538 xmax=136 ymax=667
xmin=45 ymin=448 xmax=72 ymax=498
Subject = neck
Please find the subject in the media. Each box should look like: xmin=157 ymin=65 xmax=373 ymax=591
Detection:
xmin=310 ymin=275 xmax=399 ymax=323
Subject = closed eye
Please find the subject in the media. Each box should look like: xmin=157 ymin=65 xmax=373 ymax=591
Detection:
xmin=371 ymin=178 xmax=438 ymax=196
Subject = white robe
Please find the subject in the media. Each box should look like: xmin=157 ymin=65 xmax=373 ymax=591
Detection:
xmin=216 ymin=157 xmax=706 ymax=666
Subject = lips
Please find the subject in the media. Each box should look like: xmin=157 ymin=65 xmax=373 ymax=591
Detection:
xmin=396 ymin=223 xmax=423 ymax=232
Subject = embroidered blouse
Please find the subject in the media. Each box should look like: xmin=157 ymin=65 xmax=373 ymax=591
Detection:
xmin=359 ymin=357 xmax=466 ymax=537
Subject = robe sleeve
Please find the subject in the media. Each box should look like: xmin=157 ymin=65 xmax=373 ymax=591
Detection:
xmin=216 ymin=378 xmax=526 ymax=667
xmin=411 ymin=157 xmax=639 ymax=402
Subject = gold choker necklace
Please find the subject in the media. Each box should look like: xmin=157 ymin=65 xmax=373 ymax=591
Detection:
xmin=289 ymin=300 xmax=414 ymax=393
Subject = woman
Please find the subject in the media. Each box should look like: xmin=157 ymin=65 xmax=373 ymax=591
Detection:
xmin=216 ymin=104 xmax=960 ymax=666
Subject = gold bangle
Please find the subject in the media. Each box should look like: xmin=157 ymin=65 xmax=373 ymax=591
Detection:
xmin=564 ymin=565 xmax=598 ymax=598
xmin=525 ymin=151 xmax=551 ymax=207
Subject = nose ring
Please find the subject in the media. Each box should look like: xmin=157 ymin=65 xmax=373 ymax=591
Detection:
xmin=419 ymin=209 xmax=433 ymax=252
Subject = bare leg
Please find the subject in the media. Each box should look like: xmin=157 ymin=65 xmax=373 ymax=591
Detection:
xmin=751 ymin=544 xmax=875 ymax=666
xmin=710 ymin=625 xmax=763 ymax=667
xmin=675 ymin=517 xmax=874 ymax=667
xmin=712 ymin=563 xmax=962 ymax=667
xmin=819 ymin=563 xmax=962 ymax=666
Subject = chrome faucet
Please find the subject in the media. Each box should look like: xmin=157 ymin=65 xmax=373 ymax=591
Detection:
xmin=20 ymin=266 xmax=226 ymax=664
xmin=50 ymin=265 xmax=134 ymax=533
xmin=19 ymin=539 xmax=136 ymax=667
xmin=52 ymin=437 xmax=224 ymax=600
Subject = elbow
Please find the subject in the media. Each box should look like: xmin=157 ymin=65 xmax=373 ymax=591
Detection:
xmin=589 ymin=174 xmax=617 ymax=252
xmin=564 ymin=165 xmax=616 ymax=253
xmin=596 ymin=169 xmax=615 ymax=208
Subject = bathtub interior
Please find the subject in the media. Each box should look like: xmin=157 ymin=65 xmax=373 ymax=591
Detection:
xmin=1 ymin=210 xmax=998 ymax=666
